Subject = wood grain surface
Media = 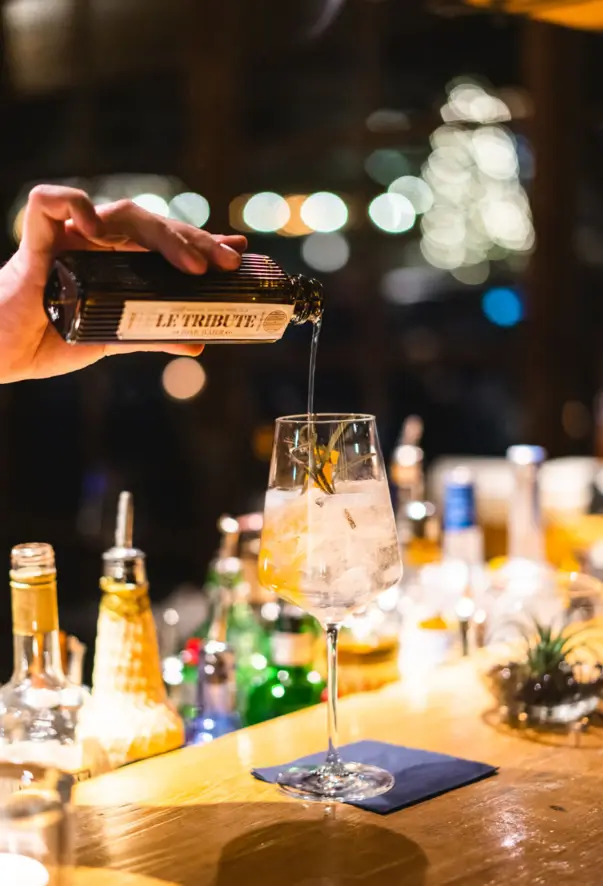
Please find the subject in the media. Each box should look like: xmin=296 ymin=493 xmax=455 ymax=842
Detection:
xmin=73 ymin=656 xmax=603 ymax=886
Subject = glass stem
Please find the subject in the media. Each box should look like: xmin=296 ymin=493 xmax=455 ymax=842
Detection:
xmin=325 ymin=623 xmax=341 ymax=767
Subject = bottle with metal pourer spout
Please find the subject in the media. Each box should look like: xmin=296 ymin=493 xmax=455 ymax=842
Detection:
xmin=77 ymin=492 xmax=184 ymax=769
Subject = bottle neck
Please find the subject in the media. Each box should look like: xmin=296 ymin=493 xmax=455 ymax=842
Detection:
xmin=508 ymin=463 xmax=544 ymax=562
xmin=12 ymin=632 xmax=64 ymax=684
xmin=99 ymin=575 xmax=151 ymax=616
xmin=208 ymin=587 xmax=231 ymax=645
xmin=9 ymin=570 xmax=64 ymax=683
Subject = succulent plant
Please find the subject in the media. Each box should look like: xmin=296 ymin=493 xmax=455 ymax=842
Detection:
xmin=521 ymin=619 xmax=593 ymax=677
xmin=486 ymin=616 xmax=603 ymax=724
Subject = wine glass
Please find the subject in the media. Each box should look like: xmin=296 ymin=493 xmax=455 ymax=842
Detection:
xmin=258 ymin=414 xmax=402 ymax=801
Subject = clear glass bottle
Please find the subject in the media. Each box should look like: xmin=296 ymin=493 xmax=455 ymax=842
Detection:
xmin=390 ymin=415 xmax=425 ymax=541
xmin=44 ymin=252 xmax=323 ymax=344
xmin=488 ymin=445 xmax=562 ymax=639
xmin=0 ymin=543 xmax=98 ymax=780
xmin=506 ymin=445 xmax=547 ymax=564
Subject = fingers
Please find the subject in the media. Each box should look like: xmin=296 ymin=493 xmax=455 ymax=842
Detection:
xmin=105 ymin=343 xmax=205 ymax=358
xmin=20 ymin=185 xmax=103 ymax=258
xmin=93 ymin=200 xmax=245 ymax=273
xmin=17 ymin=184 xmax=247 ymax=283
xmin=212 ymin=234 xmax=248 ymax=253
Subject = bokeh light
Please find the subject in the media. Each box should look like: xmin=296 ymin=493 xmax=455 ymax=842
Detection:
xmin=279 ymin=195 xmax=313 ymax=237
xmin=368 ymin=193 xmax=416 ymax=233
xmin=300 ymin=192 xmax=348 ymax=233
xmin=381 ymin=266 xmax=444 ymax=305
xmin=364 ymin=149 xmax=409 ymax=186
xmin=451 ymin=262 xmax=490 ymax=285
xmin=365 ymin=108 xmax=410 ymax=133
xmin=243 ymin=192 xmax=290 ymax=233
xmin=442 ymin=81 xmax=511 ymax=124
xmin=388 ymin=176 xmax=433 ymax=214
xmin=481 ymin=287 xmax=523 ymax=327
xmin=301 ymin=232 xmax=350 ymax=272
xmin=162 ymin=358 xmax=207 ymax=401
xmin=419 ymin=79 xmax=533 ymax=272
xmin=169 ymin=192 xmax=210 ymax=227
xmin=132 ymin=193 xmax=170 ymax=216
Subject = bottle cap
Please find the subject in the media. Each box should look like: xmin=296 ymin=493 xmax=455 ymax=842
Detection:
xmin=506 ymin=445 xmax=547 ymax=466
xmin=102 ymin=491 xmax=147 ymax=584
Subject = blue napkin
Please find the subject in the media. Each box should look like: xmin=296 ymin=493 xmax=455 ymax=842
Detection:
xmin=252 ymin=740 xmax=497 ymax=815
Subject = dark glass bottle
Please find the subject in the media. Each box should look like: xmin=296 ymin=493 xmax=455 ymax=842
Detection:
xmin=245 ymin=605 xmax=324 ymax=726
xmin=44 ymin=252 xmax=323 ymax=345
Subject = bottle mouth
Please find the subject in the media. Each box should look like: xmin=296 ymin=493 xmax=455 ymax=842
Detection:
xmin=292 ymin=275 xmax=324 ymax=324
xmin=11 ymin=543 xmax=56 ymax=574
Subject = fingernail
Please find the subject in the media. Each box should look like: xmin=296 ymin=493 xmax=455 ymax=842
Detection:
xmin=218 ymin=244 xmax=242 ymax=268
xmin=102 ymin=233 xmax=129 ymax=244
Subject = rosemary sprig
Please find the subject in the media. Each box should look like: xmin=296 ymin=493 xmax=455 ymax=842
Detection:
xmin=287 ymin=421 xmax=373 ymax=525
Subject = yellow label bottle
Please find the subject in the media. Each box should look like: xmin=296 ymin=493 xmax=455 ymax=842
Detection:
xmin=0 ymin=543 xmax=106 ymax=780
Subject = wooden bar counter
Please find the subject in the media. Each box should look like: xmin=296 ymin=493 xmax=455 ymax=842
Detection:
xmin=73 ymin=657 xmax=603 ymax=886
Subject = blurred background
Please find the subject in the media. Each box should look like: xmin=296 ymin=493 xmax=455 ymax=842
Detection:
xmin=0 ymin=0 xmax=602 ymax=676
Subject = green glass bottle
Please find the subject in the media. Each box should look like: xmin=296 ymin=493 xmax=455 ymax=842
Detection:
xmin=245 ymin=605 xmax=325 ymax=726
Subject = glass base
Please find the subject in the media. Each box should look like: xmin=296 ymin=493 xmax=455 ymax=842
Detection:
xmin=277 ymin=762 xmax=395 ymax=803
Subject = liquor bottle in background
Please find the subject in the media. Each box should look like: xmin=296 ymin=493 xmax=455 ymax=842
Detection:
xmin=0 ymin=543 xmax=104 ymax=779
xmin=185 ymin=570 xmax=241 ymax=742
xmin=44 ymin=252 xmax=323 ymax=345
xmin=390 ymin=416 xmax=424 ymax=539
xmin=488 ymin=446 xmax=562 ymax=637
xmin=401 ymin=501 xmax=441 ymax=572
xmin=196 ymin=515 xmax=271 ymax=718
xmin=506 ymin=445 xmax=547 ymax=565
xmin=442 ymin=468 xmax=484 ymax=566
xmin=158 ymin=607 xmax=183 ymax=701
xmin=185 ymin=642 xmax=242 ymax=744
xmin=77 ymin=492 xmax=184 ymax=769
xmin=245 ymin=606 xmax=324 ymax=726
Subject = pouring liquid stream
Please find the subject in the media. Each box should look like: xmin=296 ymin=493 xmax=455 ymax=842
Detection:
xmin=307 ymin=316 xmax=322 ymax=419
xmin=306 ymin=316 xmax=322 ymax=485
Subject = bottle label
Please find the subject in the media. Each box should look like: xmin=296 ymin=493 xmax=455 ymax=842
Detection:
xmin=117 ymin=302 xmax=294 ymax=341
xmin=10 ymin=580 xmax=59 ymax=635
xmin=443 ymin=482 xmax=476 ymax=530
xmin=271 ymin=632 xmax=314 ymax=667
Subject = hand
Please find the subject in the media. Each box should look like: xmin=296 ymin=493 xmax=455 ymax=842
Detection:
xmin=0 ymin=185 xmax=247 ymax=383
